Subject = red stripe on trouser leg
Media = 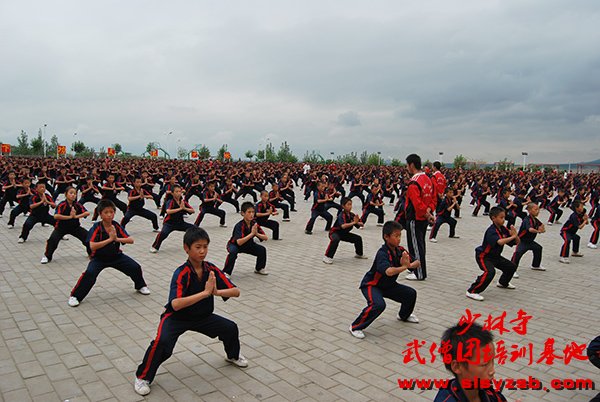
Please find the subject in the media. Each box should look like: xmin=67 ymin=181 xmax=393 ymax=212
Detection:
xmin=139 ymin=313 xmax=172 ymax=379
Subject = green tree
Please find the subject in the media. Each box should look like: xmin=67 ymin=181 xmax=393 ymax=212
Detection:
xmin=359 ymin=150 xmax=368 ymax=164
xmin=390 ymin=158 xmax=405 ymax=167
xmin=244 ymin=150 xmax=255 ymax=160
xmin=49 ymin=135 xmax=60 ymax=156
xmin=276 ymin=141 xmax=298 ymax=163
xmin=145 ymin=142 xmax=158 ymax=154
xmin=30 ymin=130 xmax=45 ymax=155
xmin=366 ymin=153 xmax=381 ymax=165
xmin=15 ymin=130 xmax=30 ymax=155
xmin=265 ymin=143 xmax=277 ymax=162
xmin=71 ymin=140 xmax=87 ymax=155
xmin=198 ymin=145 xmax=210 ymax=160
xmin=217 ymin=144 xmax=228 ymax=161
xmin=302 ymin=150 xmax=323 ymax=164
xmin=113 ymin=143 xmax=123 ymax=154
xmin=336 ymin=152 xmax=359 ymax=165
xmin=453 ymin=154 xmax=467 ymax=169
xmin=496 ymin=158 xmax=513 ymax=171
xmin=177 ymin=146 xmax=189 ymax=159
xmin=256 ymin=149 xmax=265 ymax=161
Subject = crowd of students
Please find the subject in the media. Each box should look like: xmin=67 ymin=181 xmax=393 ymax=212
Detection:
xmin=1 ymin=154 xmax=598 ymax=400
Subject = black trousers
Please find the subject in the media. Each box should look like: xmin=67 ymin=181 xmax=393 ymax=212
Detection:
xmin=257 ymin=219 xmax=279 ymax=240
xmin=120 ymin=208 xmax=159 ymax=230
xmin=560 ymin=232 xmax=580 ymax=257
xmin=79 ymin=195 xmax=101 ymax=210
xmin=221 ymin=195 xmax=240 ymax=212
xmin=281 ymin=189 xmax=295 ymax=210
xmin=325 ymin=232 xmax=363 ymax=258
xmin=512 ymin=240 xmax=542 ymax=268
xmin=93 ymin=197 xmax=127 ymax=219
xmin=406 ymin=220 xmax=428 ymax=279
xmin=45 ymin=225 xmax=89 ymax=261
xmin=430 ymin=215 xmax=457 ymax=239
xmin=236 ymin=188 xmax=257 ymax=202
xmin=473 ymin=199 xmax=490 ymax=216
xmin=548 ymin=206 xmax=563 ymax=223
xmin=272 ymin=201 xmax=290 ymax=219
xmin=20 ymin=214 xmax=55 ymax=240
xmin=223 ymin=241 xmax=267 ymax=274
xmin=136 ymin=313 xmax=240 ymax=383
xmin=70 ymin=254 xmax=146 ymax=301
xmin=195 ymin=206 xmax=226 ymax=226
xmin=152 ymin=222 xmax=196 ymax=250
xmin=468 ymin=254 xmax=516 ymax=294
xmin=351 ymin=284 xmax=417 ymax=331
xmin=7 ymin=203 xmax=29 ymax=225
xmin=348 ymin=190 xmax=365 ymax=206
xmin=305 ymin=209 xmax=333 ymax=232
xmin=325 ymin=202 xmax=342 ymax=214
xmin=360 ymin=206 xmax=384 ymax=224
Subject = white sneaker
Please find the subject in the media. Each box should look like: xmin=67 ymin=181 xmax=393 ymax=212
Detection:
xmin=399 ymin=314 xmax=420 ymax=323
xmin=40 ymin=256 xmax=49 ymax=264
xmin=220 ymin=224 xmax=227 ymax=228
xmin=254 ymin=268 xmax=269 ymax=275
xmin=588 ymin=243 xmax=597 ymax=249
xmin=137 ymin=286 xmax=151 ymax=295
xmin=405 ymin=273 xmax=418 ymax=281
xmin=322 ymin=256 xmax=334 ymax=264
xmin=152 ymin=228 xmax=161 ymax=233
xmin=283 ymin=218 xmax=290 ymax=222
xmin=349 ymin=326 xmax=365 ymax=339
xmin=547 ymin=221 xmax=553 ymax=226
xmin=42 ymin=223 xmax=47 ymax=227
xmin=225 ymin=354 xmax=248 ymax=367
xmin=466 ymin=291 xmax=484 ymax=301
xmin=531 ymin=265 xmax=546 ymax=271
xmin=559 ymin=257 xmax=570 ymax=264
xmin=354 ymin=254 xmax=368 ymax=259
xmin=134 ymin=377 xmax=151 ymax=396
xmin=17 ymin=238 xmax=25 ymax=244
xmin=496 ymin=281 xmax=516 ymax=289
xmin=512 ymin=272 xmax=519 ymax=278
xmin=377 ymin=223 xmax=384 ymax=227
xmin=67 ymin=296 xmax=80 ymax=307
xmin=429 ymin=238 xmax=437 ymax=243
xmin=7 ymin=224 xmax=14 ymax=229
xmin=426 ymin=225 xmax=432 ymax=231
xmin=62 ymin=235 xmax=69 ymax=240
xmin=149 ymin=247 xmax=158 ymax=253
xmin=572 ymin=252 xmax=584 ymax=257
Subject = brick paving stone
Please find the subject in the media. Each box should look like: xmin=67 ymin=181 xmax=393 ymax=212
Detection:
xmin=1 ymin=188 xmax=599 ymax=401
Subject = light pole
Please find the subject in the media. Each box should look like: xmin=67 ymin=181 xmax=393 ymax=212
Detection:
xmin=377 ymin=151 xmax=382 ymax=166
xmin=165 ymin=131 xmax=173 ymax=159
xmin=439 ymin=151 xmax=444 ymax=165
xmin=522 ymin=152 xmax=528 ymax=171
xmin=43 ymin=124 xmax=47 ymax=157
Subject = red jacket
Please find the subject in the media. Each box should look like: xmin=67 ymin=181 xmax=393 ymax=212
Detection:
xmin=405 ymin=172 xmax=436 ymax=221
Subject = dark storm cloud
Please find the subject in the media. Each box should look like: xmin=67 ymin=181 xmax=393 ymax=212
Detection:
xmin=0 ymin=0 xmax=599 ymax=163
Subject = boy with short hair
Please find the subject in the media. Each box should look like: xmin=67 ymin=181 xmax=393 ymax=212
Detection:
xmin=349 ymin=221 xmax=419 ymax=339
xmin=224 ymin=202 xmax=269 ymax=276
xmin=466 ymin=207 xmax=519 ymax=301
xmin=134 ymin=227 xmax=246 ymax=396
xmin=255 ymin=191 xmax=280 ymax=240
xmin=305 ymin=181 xmax=334 ymax=234
xmin=120 ymin=177 xmax=160 ymax=232
xmin=7 ymin=177 xmax=32 ymax=228
xmin=360 ymin=184 xmax=385 ymax=226
xmin=559 ymin=200 xmax=588 ymax=263
xmin=68 ymin=199 xmax=150 ymax=307
xmin=429 ymin=187 xmax=460 ymax=243
xmin=268 ymin=183 xmax=290 ymax=221
xmin=547 ymin=188 xmax=567 ymax=225
xmin=194 ymin=181 xmax=226 ymax=227
xmin=323 ymin=197 xmax=365 ymax=264
xmin=151 ymin=185 xmax=195 ymax=253
xmin=18 ymin=182 xmax=56 ymax=243
xmin=434 ymin=322 xmax=507 ymax=402
xmin=41 ymin=186 xmax=90 ymax=264
xmin=511 ymin=202 xmax=546 ymax=276
xmin=587 ymin=203 xmax=600 ymax=249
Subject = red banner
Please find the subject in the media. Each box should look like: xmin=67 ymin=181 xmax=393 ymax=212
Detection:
xmin=57 ymin=145 xmax=67 ymax=155
xmin=190 ymin=150 xmax=199 ymax=159
xmin=1 ymin=144 xmax=10 ymax=154
xmin=150 ymin=149 xmax=158 ymax=157
xmin=107 ymin=147 xmax=116 ymax=156
xmin=224 ymin=151 xmax=231 ymax=160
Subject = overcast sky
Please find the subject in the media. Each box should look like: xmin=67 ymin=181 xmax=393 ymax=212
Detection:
xmin=1 ymin=0 xmax=599 ymax=163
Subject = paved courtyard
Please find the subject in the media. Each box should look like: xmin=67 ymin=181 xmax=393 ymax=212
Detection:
xmin=0 ymin=188 xmax=598 ymax=401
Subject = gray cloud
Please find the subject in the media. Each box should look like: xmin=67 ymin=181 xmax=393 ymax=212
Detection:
xmin=0 ymin=0 xmax=599 ymax=163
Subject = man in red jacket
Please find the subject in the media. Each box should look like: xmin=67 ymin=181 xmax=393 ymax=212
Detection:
xmin=404 ymin=154 xmax=436 ymax=280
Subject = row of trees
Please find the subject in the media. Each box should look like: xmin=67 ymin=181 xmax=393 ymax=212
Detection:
xmin=3 ymin=133 xmax=483 ymax=169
